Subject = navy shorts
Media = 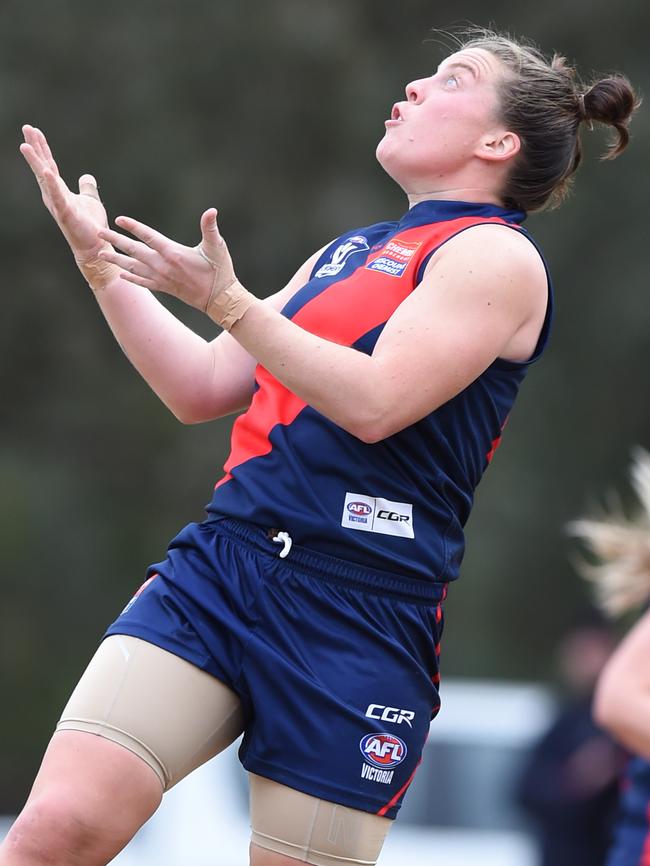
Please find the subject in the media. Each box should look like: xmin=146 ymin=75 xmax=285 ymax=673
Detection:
xmin=104 ymin=517 xmax=446 ymax=818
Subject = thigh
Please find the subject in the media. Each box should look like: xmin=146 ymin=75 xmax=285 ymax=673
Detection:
xmin=58 ymin=634 xmax=245 ymax=789
xmin=249 ymin=774 xmax=391 ymax=866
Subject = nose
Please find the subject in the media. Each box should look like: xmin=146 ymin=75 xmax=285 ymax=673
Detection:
xmin=405 ymin=79 xmax=425 ymax=103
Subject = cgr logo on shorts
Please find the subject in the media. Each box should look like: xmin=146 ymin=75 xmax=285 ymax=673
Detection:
xmin=341 ymin=493 xmax=414 ymax=539
xmin=360 ymin=733 xmax=407 ymax=769
xmin=314 ymin=236 xmax=369 ymax=278
xmin=366 ymin=704 xmax=415 ymax=728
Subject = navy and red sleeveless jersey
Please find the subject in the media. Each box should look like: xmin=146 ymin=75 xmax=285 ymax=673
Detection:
xmin=206 ymin=199 xmax=553 ymax=583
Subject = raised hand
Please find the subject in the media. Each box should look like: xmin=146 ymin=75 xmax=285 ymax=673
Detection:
xmin=19 ymin=125 xmax=110 ymax=266
xmin=97 ymin=208 xmax=239 ymax=312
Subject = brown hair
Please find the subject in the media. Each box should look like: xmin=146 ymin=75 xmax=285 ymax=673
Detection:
xmin=456 ymin=29 xmax=640 ymax=212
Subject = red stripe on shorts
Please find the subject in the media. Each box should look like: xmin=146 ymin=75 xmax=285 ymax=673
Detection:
xmin=377 ymin=733 xmax=429 ymax=817
xmin=641 ymin=801 xmax=650 ymax=865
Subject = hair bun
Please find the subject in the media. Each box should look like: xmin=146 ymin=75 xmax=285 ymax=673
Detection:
xmin=581 ymin=75 xmax=640 ymax=159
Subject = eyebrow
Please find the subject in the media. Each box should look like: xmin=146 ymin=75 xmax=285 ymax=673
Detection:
xmin=439 ymin=61 xmax=478 ymax=79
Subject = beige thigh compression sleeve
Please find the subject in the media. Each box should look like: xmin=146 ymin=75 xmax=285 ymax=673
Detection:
xmin=250 ymin=774 xmax=392 ymax=866
xmin=57 ymin=635 xmax=244 ymax=790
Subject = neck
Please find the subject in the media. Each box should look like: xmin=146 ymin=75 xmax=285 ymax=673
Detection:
xmin=407 ymin=187 xmax=504 ymax=208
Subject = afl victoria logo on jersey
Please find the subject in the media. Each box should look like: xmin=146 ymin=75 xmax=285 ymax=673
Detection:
xmin=314 ymin=235 xmax=369 ymax=278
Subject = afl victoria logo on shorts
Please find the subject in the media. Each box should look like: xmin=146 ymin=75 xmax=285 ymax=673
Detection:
xmin=341 ymin=492 xmax=414 ymax=539
xmin=360 ymin=733 xmax=408 ymax=768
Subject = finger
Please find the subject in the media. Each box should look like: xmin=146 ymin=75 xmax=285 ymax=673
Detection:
xmin=33 ymin=127 xmax=55 ymax=164
xmin=199 ymin=208 xmax=225 ymax=254
xmin=119 ymin=271 xmax=159 ymax=291
xmin=79 ymin=174 xmax=101 ymax=201
xmin=19 ymin=142 xmax=46 ymax=181
xmin=41 ymin=170 xmax=73 ymax=214
xmin=23 ymin=126 xmax=59 ymax=178
xmin=114 ymin=215 xmax=170 ymax=254
xmin=98 ymin=227 xmax=159 ymax=266
xmin=98 ymin=248 xmax=152 ymax=278
xmin=22 ymin=124 xmax=41 ymax=153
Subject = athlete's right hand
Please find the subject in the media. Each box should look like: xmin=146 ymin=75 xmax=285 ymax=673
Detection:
xmin=20 ymin=125 xmax=116 ymax=285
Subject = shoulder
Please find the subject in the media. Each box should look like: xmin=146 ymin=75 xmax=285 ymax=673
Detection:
xmin=421 ymin=222 xmax=547 ymax=316
xmin=426 ymin=222 xmax=545 ymax=282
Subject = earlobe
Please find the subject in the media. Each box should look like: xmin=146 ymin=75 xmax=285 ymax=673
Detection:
xmin=479 ymin=131 xmax=521 ymax=163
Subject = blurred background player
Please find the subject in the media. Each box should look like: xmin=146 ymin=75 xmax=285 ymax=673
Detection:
xmin=571 ymin=450 xmax=650 ymax=866
xmin=516 ymin=619 xmax=626 ymax=866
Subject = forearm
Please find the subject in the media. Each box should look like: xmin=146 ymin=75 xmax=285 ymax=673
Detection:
xmin=93 ymin=276 xmax=227 ymax=422
xmin=229 ymin=300 xmax=385 ymax=441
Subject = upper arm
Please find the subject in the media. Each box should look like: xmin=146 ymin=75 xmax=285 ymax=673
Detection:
xmin=195 ymin=243 xmax=330 ymax=421
xmin=368 ymin=224 xmax=548 ymax=437
xmin=595 ymin=610 xmax=650 ymax=713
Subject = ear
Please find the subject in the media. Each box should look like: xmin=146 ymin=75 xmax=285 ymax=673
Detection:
xmin=477 ymin=130 xmax=521 ymax=163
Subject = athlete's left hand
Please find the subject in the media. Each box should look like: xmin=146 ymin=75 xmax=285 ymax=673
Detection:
xmin=96 ymin=209 xmax=239 ymax=312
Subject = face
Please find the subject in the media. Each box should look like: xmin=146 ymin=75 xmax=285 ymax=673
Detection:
xmin=376 ymin=48 xmax=512 ymax=192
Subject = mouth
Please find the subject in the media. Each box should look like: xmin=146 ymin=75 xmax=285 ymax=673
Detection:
xmin=385 ymin=103 xmax=405 ymax=127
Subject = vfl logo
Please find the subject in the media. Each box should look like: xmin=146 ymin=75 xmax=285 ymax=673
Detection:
xmin=360 ymin=733 xmax=408 ymax=769
xmin=314 ymin=235 xmax=369 ymax=278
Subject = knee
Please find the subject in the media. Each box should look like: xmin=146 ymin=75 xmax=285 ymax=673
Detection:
xmin=4 ymin=792 xmax=109 ymax=866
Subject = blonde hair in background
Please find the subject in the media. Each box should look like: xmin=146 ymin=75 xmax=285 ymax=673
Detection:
xmin=568 ymin=449 xmax=650 ymax=617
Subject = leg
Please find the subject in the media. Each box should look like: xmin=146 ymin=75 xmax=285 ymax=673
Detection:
xmin=249 ymin=774 xmax=392 ymax=866
xmin=1 ymin=635 xmax=245 ymax=866
xmin=0 ymin=731 xmax=162 ymax=866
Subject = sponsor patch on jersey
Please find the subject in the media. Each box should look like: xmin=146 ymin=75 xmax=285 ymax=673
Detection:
xmin=360 ymin=733 xmax=408 ymax=769
xmin=341 ymin=493 xmax=414 ymax=539
xmin=365 ymin=239 xmax=421 ymax=278
xmin=314 ymin=235 xmax=369 ymax=278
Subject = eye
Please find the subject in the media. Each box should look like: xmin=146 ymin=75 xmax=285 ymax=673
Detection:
xmin=445 ymin=74 xmax=459 ymax=89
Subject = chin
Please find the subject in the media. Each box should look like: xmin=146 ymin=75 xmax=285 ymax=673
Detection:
xmin=375 ymin=141 xmax=411 ymax=193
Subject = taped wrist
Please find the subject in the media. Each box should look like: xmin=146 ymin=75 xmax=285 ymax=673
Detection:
xmin=197 ymin=243 xmax=255 ymax=330
xmin=75 ymin=250 xmax=120 ymax=293
xmin=204 ymin=279 xmax=256 ymax=331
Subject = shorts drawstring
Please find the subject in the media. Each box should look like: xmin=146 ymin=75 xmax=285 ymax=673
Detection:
xmin=271 ymin=530 xmax=293 ymax=559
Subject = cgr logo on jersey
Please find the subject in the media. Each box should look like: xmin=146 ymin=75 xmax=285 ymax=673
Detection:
xmin=314 ymin=235 xmax=369 ymax=278
xmin=360 ymin=733 xmax=407 ymax=769
xmin=365 ymin=239 xmax=421 ymax=278
xmin=342 ymin=493 xmax=414 ymax=539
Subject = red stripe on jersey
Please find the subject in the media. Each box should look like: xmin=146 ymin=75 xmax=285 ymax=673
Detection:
xmin=216 ymin=368 xmax=306 ymax=488
xmin=217 ymin=217 xmax=511 ymax=485
xmin=486 ymin=414 xmax=510 ymax=464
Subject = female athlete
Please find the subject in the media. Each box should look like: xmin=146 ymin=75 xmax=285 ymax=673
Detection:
xmin=571 ymin=451 xmax=650 ymax=866
xmin=5 ymin=29 xmax=638 ymax=866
